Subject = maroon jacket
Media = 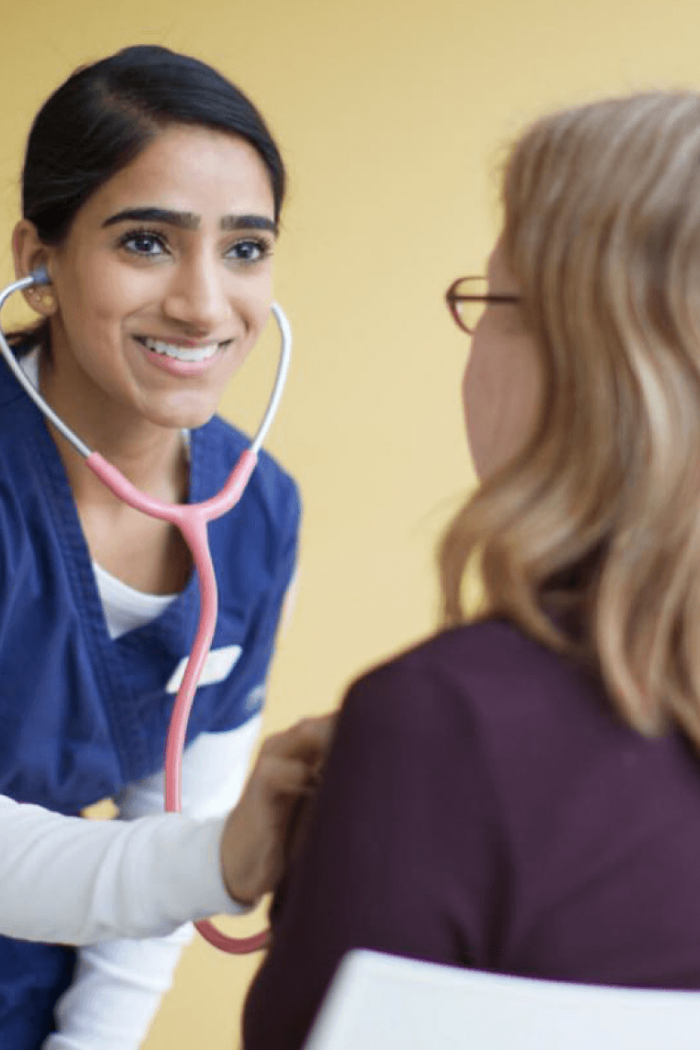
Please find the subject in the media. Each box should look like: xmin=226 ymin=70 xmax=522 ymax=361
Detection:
xmin=243 ymin=619 xmax=700 ymax=1049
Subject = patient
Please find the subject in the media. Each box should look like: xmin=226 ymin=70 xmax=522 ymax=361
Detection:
xmin=243 ymin=92 xmax=700 ymax=1049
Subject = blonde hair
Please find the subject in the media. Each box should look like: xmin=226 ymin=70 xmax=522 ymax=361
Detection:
xmin=441 ymin=92 xmax=700 ymax=745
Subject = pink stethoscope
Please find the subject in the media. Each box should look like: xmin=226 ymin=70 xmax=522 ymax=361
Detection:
xmin=0 ymin=265 xmax=292 ymax=954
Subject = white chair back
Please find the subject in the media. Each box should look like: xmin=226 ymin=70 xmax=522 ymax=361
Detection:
xmin=303 ymin=949 xmax=700 ymax=1049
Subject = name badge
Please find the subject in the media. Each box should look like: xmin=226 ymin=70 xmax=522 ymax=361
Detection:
xmin=166 ymin=644 xmax=242 ymax=694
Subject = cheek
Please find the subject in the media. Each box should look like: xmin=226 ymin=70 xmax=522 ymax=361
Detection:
xmin=55 ymin=258 xmax=147 ymax=335
xmin=462 ymin=341 xmax=495 ymax=416
xmin=462 ymin=332 xmax=542 ymax=479
xmin=238 ymin=271 xmax=275 ymax=338
xmin=462 ymin=340 xmax=500 ymax=476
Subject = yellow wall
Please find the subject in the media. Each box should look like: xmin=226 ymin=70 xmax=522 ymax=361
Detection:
xmin=4 ymin=1 xmax=700 ymax=1046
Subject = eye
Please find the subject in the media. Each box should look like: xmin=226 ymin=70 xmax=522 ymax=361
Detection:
xmin=117 ymin=229 xmax=168 ymax=257
xmin=226 ymin=237 xmax=274 ymax=264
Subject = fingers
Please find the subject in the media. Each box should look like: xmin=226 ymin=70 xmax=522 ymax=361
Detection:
xmin=254 ymin=716 xmax=336 ymax=802
xmin=219 ymin=715 xmax=336 ymax=905
xmin=220 ymin=754 xmax=321 ymax=904
xmin=258 ymin=714 xmax=336 ymax=766
xmin=252 ymin=754 xmax=320 ymax=799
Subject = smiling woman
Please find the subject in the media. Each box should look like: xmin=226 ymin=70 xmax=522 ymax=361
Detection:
xmin=0 ymin=44 xmax=330 ymax=1050
xmin=15 ymin=125 xmax=277 ymax=438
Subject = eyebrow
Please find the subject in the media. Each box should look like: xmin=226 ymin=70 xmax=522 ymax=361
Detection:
xmin=102 ymin=207 xmax=278 ymax=235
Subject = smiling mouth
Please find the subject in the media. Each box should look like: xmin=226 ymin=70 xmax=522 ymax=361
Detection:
xmin=136 ymin=337 xmax=231 ymax=363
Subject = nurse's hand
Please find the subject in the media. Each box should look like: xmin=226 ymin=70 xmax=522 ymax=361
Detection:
xmin=219 ymin=715 xmax=334 ymax=907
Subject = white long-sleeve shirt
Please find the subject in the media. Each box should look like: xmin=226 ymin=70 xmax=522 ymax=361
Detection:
xmin=38 ymin=717 xmax=262 ymax=1050
xmin=0 ymin=719 xmax=261 ymax=1047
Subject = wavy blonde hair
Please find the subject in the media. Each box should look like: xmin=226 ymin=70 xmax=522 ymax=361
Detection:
xmin=440 ymin=92 xmax=700 ymax=745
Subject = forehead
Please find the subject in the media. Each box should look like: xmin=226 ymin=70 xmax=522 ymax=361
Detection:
xmin=79 ymin=124 xmax=276 ymax=224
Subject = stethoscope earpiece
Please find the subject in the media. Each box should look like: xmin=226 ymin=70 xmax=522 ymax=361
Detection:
xmin=30 ymin=265 xmax=51 ymax=287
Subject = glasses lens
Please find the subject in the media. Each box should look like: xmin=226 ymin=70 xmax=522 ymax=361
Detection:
xmin=450 ymin=277 xmax=489 ymax=333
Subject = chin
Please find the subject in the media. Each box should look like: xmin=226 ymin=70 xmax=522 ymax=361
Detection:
xmin=145 ymin=398 xmax=220 ymax=433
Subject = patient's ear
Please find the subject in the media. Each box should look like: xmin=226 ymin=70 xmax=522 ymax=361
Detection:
xmin=12 ymin=220 xmax=56 ymax=316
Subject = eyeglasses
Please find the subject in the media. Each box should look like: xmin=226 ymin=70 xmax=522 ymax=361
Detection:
xmin=445 ymin=276 xmax=521 ymax=334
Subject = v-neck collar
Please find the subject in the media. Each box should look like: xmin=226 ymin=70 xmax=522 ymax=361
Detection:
xmin=24 ymin=385 xmax=203 ymax=649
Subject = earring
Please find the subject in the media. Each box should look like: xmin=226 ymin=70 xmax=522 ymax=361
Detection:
xmin=30 ymin=288 xmax=55 ymax=312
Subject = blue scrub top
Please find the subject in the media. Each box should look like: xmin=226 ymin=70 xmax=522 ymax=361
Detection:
xmin=0 ymin=358 xmax=300 ymax=1047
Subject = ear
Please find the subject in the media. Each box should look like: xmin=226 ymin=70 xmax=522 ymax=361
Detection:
xmin=12 ymin=220 xmax=57 ymax=316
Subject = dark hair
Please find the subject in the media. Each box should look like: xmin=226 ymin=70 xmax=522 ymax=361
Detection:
xmin=24 ymin=45 xmax=286 ymax=243
xmin=13 ymin=45 xmax=286 ymax=354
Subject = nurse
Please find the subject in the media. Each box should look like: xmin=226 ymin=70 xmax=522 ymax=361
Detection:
xmin=0 ymin=45 xmax=328 ymax=1050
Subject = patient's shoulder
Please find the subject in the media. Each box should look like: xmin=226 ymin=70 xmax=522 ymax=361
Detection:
xmin=340 ymin=617 xmax=611 ymax=753
xmin=350 ymin=617 xmax=592 ymax=703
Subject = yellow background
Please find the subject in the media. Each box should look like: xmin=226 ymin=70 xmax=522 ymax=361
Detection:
xmin=2 ymin=0 xmax=699 ymax=1047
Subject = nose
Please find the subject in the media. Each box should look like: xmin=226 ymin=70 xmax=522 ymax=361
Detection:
xmin=162 ymin=254 xmax=231 ymax=333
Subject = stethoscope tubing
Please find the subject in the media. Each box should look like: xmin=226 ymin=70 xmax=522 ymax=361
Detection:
xmin=0 ymin=268 xmax=291 ymax=954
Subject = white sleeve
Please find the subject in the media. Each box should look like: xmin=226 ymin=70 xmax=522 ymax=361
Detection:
xmin=43 ymin=716 xmax=263 ymax=1050
xmin=0 ymin=798 xmax=234 ymax=944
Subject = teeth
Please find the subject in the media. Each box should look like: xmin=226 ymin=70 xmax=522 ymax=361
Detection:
xmin=142 ymin=338 xmax=220 ymax=363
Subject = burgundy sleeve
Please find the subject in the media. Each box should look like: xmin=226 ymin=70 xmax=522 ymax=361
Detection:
xmin=241 ymin=655 xmax=505 ymax=1050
